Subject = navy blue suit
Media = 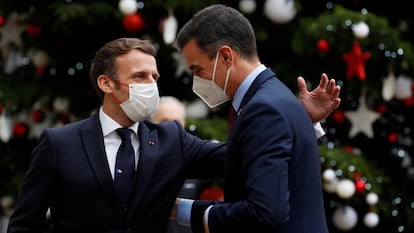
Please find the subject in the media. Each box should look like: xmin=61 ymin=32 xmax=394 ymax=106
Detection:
xmin=190 ymin=69 xmax=329 ymax=233
xmin=7 ymin=111 xmax=225 ymax=233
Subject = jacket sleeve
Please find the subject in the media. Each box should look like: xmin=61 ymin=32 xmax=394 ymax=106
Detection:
xmin=7 ymin=129 xmax=56 ymax=233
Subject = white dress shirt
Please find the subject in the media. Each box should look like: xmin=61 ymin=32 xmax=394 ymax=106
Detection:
xmin=99 ymin=107 xmax=140 ymax=179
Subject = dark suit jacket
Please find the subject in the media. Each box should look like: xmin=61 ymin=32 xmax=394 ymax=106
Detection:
xmin=7 ymin=110 xmax=225 ymax=233
xmin=191 ymin=69 xmax=329 ymax=233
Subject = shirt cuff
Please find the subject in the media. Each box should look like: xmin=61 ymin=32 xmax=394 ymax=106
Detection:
xmin=314 ymin=122 xmax=326 ymax=139
xmin=204 ymin=205 xmax=214 ymax=232
xmin=176 ymin=198 xmax=194 ymax=226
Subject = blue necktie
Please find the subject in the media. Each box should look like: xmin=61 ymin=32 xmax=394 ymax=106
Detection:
xmin=114 ymin=128 xmax=135 ymax=204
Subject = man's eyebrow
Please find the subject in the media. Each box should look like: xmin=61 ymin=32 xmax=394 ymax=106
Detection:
xmin=188 ymin=64 xmax=199 ymax=71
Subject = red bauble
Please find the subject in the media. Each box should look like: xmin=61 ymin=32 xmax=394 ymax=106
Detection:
xmin=200 ymin=186 xmax=224 ymax=201
xmin=353 ymin=172 xmax=362 ymax=180
xmin=36 ymin=66 xmax=46 ymax=76
xmin=31 ymin=110 xmax=45 ymax=123
xmin=374 ymin=103 xmax=387 ymax=114
xmin=343 ymin=145 xmax=354 ymax=153
xmin=123 ymin=13 xmax=145 ymax=34
xmin=317 ymin=39 xmax=330 ymax=53
xmin=26 ymin=24 xmax=43 ymax=38
xmin=59 ymin=114 xmax=71 ymax=125
xmin=331 ymin=110 xmax=345 ymax=123
xmin=403 ymin=96 xmax=414 ymax=107
xmin=13 ymin=122 xmax=29 ymax=138
xmin=0 ymin=104 xmax=3 ymax=115
xmin=387 ymin=133 xmax=398 ymax=144
xmin=355 ymin=179 xmax=366 ymax=193
xmin=0 ymin=16 xmax=4 ymax=26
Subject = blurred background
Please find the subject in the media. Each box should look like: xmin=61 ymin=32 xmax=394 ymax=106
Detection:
xmin=0 ymin=0 xmax=413 ymax=232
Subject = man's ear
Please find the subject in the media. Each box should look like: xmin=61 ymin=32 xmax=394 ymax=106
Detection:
xmin=219 ymin=46 xmax=233 ymax=65
xmin=97 ymin=75 xmax=113 ymax=94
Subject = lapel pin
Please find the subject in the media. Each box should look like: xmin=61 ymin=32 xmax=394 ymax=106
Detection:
xmin=237 ymin=109 xmax=243 ymax=116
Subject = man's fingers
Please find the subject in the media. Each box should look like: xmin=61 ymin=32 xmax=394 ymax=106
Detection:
xmin=326 ymin=79 xmax=335 ymax=93
xmin=319 ymin=73 xmax=329 ymax=89
xmin=332 ymin=85 xmax=341 ymax=98
xmin=297 ymin=76 xmax=307 ymax=93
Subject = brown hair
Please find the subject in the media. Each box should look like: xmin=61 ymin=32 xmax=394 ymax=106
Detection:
xmin=89 ymin=38 xmax=157 ymax=99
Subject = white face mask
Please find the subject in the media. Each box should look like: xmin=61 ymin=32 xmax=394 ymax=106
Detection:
xmin=192 ymin=52 xmax=231 ymax=108
xmin=119 ymin=82 xmax=160 ymax=122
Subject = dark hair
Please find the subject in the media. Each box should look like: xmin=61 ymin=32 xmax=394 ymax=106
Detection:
xmin=176 ymin=4 xmax=258 ymax=60
xmin=89 ymin=37 xmax=157 ymax=99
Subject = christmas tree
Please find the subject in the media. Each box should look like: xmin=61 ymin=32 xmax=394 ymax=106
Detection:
xmin=0 ymin=0 xmax=413 ymax=232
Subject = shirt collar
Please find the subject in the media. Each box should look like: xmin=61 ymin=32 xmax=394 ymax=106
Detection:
xmin=99 ymin=107 xmax=139 ymax=137
xmin=232 ymin=64 xmax=266 ymax=111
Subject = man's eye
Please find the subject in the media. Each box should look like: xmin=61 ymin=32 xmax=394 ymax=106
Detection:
xmin=133 ymin=75 xmax=144 ymax=80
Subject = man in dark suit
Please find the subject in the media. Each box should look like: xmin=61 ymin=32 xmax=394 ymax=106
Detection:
xmin=174 ymin=4 xmax=338 ymax=233
xmin=7 ymin=36 xmax=339 ymax=233
xmin=7 ymin=38 xmax=226 ymax=233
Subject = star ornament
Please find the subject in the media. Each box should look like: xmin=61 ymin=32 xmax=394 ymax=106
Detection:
xmin=172 ymin=51 xmax=192 ymax=77
xmin=343 ymin=41 xmax=371 ymax=80
xmin=0 ymin=12 xmax=25 ymax=57
xmin=345 ymin=100 xmax=381 ymax=138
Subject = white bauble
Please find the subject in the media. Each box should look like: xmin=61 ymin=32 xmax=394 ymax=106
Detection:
xmin=46 ymin=207 xmax=51 ymax=219
xmin=323 ymin=178 xmax=338 ymax=193
xmin=264 ymin=0 xmax=296 ymax=24
xmin=394 ymin=75 xmax=412 ymax=100
xmin=0 ymin=195 xmax=15 ymax=216
xmin=29 ymin=49 xmax=50 ymax=67
xmin=366 ymin=192 xmax=379 ymax=206
xmin=382 ymin=71 xmax=395 ymax=101
xmin=332 ymin=206 xmax=358 ymax=231
xmin=363 ymin=212 xmax=380 ymax=228
xmin=162 ymin=11 xmax=178 ymax=45
xmin=336 ymin=179 xmax=355 ymax=199
xmin=239 ymin=0 xmax=256 ymax=14
xmin=119 ymin=0 xmax=137 ymax=15
xmin=323 ymin=168 xmax=336 ymax=182
xmin=186 ymin=99 xmax=209 ymax=119
xmin=0 ymin=195 xmax=14 ymax=210
xmin=53 ymin=97 xmax=70 ymax=114
xmin=0 ymin=113 xmax=12 ymax=143
xmin=352 ymin=22 xmax=370 ymax=39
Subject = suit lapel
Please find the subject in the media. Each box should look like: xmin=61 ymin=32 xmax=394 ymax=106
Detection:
xmin=128 ymin=122 xmax=158 ymax=216
xmin=239 ymin=68 xmax=276 ymax=110
xmin=229 ymin=68 xmax=276 ymax=141
xmin=80 ymin=111 xmax=126 ymax=216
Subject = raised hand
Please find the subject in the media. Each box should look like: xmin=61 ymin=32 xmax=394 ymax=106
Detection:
xmin=297 ymin=73 xmax=341 ymax=123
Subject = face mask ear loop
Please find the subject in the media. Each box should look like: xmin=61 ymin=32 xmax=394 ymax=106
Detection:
xmin=223 ymin=67 xmax=231 ymax=94
xmin=109 ymin=78 xmax=129 ymax=105
xmin=111 ymin=78 xmax=129 ymax=88
xmin=111 ymin=92 xmax=123 ymax=104
xmin=211 ymin=52 xmax=220 ymax=84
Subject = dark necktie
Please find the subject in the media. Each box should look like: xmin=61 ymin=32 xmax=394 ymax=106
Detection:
xmin=227 ymin=106 xmax=236 ymax=132
xmin=114 ymin=128 xmax=135 ymax=204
